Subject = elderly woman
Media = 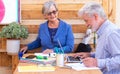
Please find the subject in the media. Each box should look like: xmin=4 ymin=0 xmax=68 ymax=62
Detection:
xmin=20 ymin=1 xmax=74 ymax=54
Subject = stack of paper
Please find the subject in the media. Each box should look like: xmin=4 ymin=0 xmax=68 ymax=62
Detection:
xmin=20 ymin=53 xmax=56 ymax=65
xmin=34 ymin=53 xmax=49 ymax=57
xmin=65 ymin=63 xmax=99 ymax=71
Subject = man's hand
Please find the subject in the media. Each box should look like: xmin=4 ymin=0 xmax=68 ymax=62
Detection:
xmin=73 ymin=52 xmax=90 ymax=59
xmin=83 ymin=57 xmax=98 ymax=67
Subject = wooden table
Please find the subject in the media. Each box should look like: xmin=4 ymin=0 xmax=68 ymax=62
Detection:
xmin=13 ymin=54 xmax=102 ymax=74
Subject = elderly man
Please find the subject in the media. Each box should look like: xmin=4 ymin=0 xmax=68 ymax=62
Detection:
xmin=74 ymin=2 xmax=120 ymax=74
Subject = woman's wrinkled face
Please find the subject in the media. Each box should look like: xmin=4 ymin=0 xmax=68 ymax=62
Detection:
xmin=44 ymin=5 xmax=58 ymax=22
xmin=82 ymin=13 xmax=99 ymax=32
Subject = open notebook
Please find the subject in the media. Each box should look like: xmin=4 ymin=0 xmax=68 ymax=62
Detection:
xmin=65 ymin=63 xmax=99 ymax=71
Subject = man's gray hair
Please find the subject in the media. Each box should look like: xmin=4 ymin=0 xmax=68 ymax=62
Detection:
xmin=42 ymin=1 xmax=58 ymax=14
xmin=78 ymin=2 xmax=107 ymax=19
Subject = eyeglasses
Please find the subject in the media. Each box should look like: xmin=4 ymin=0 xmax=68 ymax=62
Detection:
xmin=47 ymin=10 xmax=57 ymax=16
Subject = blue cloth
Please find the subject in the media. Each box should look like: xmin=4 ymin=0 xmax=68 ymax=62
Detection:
xmin=48 ymin=27 xmax=58 ymax=43
xmin=95 ymin=20 xmax=120 ymax=74
xmin=27 ymin=19 xmax=74 ymax=53
xmin=18 ymin=52 xmax=23 ymax=59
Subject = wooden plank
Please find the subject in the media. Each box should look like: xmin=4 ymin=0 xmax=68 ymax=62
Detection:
xmin=20 ymin=33 xmax=96 ymax=45
xmin=20 ymin=44 xmax=95 ymax=53
xmin=21 ymin=1 xmax=103 ymax=19
xmin=1 ymin=38 xmax=6 ymax=49
xmin=21 ymin=10 xmax=80 ymax=19
xmin=74 ymin=39 xmax=91 ymax=44
xmin=0 ymin=53 xmax=12 ymax=66
xmin=0 ymin=67 xmax=12 ymax=74
xmin=12 ymin=55 xmax=19 ymax=73
xmin=21 ymin=4 xmax=43 ymax=10
xmin=102 ymin=0 xmax=109 ymax=18
xmin=0 ymin=49 xmax=6 ymax=52
xmin=21 ymin=20 xmax=46 ymax=25
xmin=20 ymin=34 xmax=37 ymax=44
xmin=72 ymin=25 xmax=87 ymax=33
xmin=0 ymin=26 xmax=3 ymax=30
xmin=21 ymin=33 xmax=95 ymax=40
xmin=23 ymin=25 xmax=87 ymax=33
xmin=24 ymin=25 xmax=39 ymax=33
xmin=0 ymin=38 xmax=2 ymax=49
xmin=58 ymin=4 xmax=83 ymax=10
xmin=21 ymin=0 xmax=100 ymax=4
xmin=0 ymin=53 xmax=2 ymax=66
xmin=108 ymin=0 xmax=116 ymax=23
xmin=102 ymin=0 xmax=116 ymax=22
xmin=21 ymin=10 xmax=44 ymax=19
xmin=58 ymin=11 xmax=80 ymax=19
xmin=21 ymin=4 xmax=83 ymax=11
xmin=21 ymin=20 xmax=85 ymax=25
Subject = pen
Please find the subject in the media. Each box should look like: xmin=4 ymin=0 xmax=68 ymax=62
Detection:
xmin=80 ymin=59 xmax=83 ymax=64
xmin=93 ymin=32 xmax=96 ymax=48
xmin=63 ymin=65 xmax=72 ymax=69
xmin=57 ymin=39 xmax=64 ymax=54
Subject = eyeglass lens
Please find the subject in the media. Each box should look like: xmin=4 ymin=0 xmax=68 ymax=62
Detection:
xmin=48 ymin=11 xmax=57 ymax=15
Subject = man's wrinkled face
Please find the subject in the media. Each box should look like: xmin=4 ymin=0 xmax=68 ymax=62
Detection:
xmin=82 ymin=13 xmax=99 ymax=32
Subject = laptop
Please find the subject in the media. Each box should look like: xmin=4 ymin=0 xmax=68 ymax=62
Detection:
xmin=67 ymin=56 xmax=82 ymax=63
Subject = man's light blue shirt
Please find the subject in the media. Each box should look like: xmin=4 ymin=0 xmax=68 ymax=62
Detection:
xmin=95 ymin=20 xmax=120 ymax=74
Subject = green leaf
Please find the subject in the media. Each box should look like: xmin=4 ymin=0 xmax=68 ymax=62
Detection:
xmin=0 ymin=22 xmax=29 ymax=39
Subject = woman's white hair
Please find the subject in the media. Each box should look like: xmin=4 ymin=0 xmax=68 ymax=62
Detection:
xmin=78 ymin=2 xmax=107 ymax=19
xmin=42 ymin=0 xmax=58 ymax=14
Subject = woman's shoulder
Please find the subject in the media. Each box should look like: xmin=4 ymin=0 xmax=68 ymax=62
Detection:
xmin=59 ymin=19 xmax=71 ymax=27
xmin=39 ymin=21 xmax=48 ymax=27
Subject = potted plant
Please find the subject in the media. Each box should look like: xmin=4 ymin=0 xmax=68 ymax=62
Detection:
xmin=0 ymin=22 xmax=29 ymax=54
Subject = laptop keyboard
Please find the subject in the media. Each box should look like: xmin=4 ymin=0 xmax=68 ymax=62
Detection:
xmin=67 ymin=56 xmax=81 ymax=63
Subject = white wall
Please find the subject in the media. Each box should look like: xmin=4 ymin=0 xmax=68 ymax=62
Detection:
xmin=116 ymin=0 xmax=120 ymax=27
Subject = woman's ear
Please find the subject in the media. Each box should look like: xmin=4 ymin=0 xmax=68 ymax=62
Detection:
xmin=43 ymin=14 xmax=47 ymax=19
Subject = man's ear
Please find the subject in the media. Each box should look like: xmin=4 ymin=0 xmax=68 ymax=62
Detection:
xmin=94 ymin=13 xmax=99 ymax=20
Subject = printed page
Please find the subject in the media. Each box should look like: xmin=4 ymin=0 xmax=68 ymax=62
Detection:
xmin=18 ymin=65 xmax=55 ymax=72
xmin=65 ymin=63 xmax=99 ymax=71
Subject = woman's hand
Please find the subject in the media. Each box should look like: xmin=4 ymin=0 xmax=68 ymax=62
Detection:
xmin=42 ymin=49 xmax=54 ymax=54
xmin=20 ymin=46 xmax=28 ymax=53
